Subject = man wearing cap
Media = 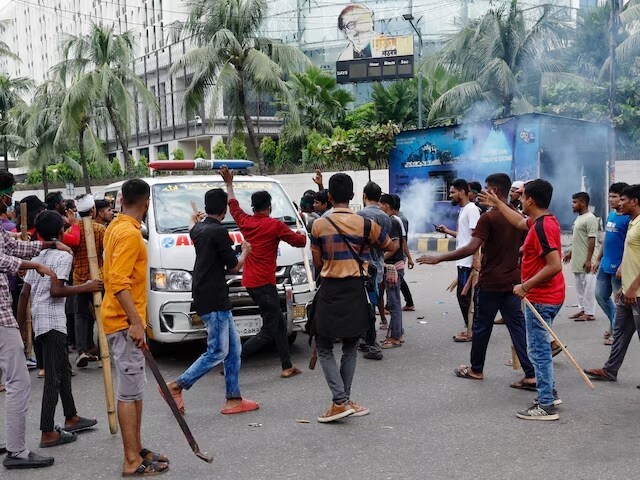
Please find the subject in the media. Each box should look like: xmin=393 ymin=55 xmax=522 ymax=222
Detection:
xmin=70 ymin=194 xmax=105 ymax=368
xmin=299 ymin=193 xmax=319 ymax=232
xmin=510 ymin=181 xmax=525 ymax=212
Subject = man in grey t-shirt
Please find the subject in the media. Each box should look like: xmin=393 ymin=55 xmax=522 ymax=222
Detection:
xmin=357 ymin=182 xmax=391 ymax=359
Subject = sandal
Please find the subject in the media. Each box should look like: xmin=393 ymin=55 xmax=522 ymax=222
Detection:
xmin=122 ymin=458 xmax=169 ymax=477
xmin=380 ymin=339 xmax=402 ymax=349
xmin=510 ymin=379 xmax=537 ymax=391
xmin=221 ymin=398 xmax=260 ymax=415
xmin=39 ymin=428 xmax=77 ymax=448
xmin=604 ymin=337 xmax=614 ymax=346
xmin=140 ymin=449 xmax=169 ymax=464
xmin=63 ymin=416 xmax=97 ymax=433
xmin=402 ymin=305 xmax=415 ymax=312
xmin=569 ymin=310 xmax=585 ymax=319
xmin=281 ymin=367 xmax=302 ymax=378
xmin=583 ymin=368 xmax=616 ymax=381
xmin=157 ymin=385 xmax=185 ymax=415
xmin=454 ymin=365 xmax=482 ymax=380
xmin=453 ymin=332 xmax=472 ymax=343
xmin=379 ymin=323 xmax=388 ymax=330
xmin=604 ymin=330 xmax=612 ymax=339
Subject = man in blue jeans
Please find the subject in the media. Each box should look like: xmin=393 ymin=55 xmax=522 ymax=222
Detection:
xmin=418 ymin=174 xmax=535 ymax=389
xmin=481 ymin=179 xmax=565 ymax=421
xmin=593 ymin=182 xmax=630 ymax=344
xmin=165 ymin=188 xmax=258 ymax=415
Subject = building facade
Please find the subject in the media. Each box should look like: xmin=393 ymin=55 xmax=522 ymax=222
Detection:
xmin=0 ymin=0 xmax=587 ymax=166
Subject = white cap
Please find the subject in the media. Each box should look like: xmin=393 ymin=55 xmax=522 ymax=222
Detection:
xmin=76 ymin=194 xmax=95 ymax=213
xmin=511 ymin=181 xmax=525 ymax=192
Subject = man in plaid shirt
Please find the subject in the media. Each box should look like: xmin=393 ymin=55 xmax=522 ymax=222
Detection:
xmin=0 ymin=169 xmax=73 ymax=470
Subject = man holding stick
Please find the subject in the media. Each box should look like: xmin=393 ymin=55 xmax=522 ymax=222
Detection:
xmin=436 ymin=179 xmax=480 ymax=342
xmin=418 ymin=174 xmax=535 ymax=390
xmin=480 ymin=179 xmax=565 ymax=421
xmin=585 ymin=184 xmax=640 ymax=383
xmin=103 ymin=179 xmax=169 ymax=476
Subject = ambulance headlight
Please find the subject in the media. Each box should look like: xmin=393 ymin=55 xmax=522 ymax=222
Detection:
xmin=289 ymin=264 xmax=308 ymax=286
xmin=151 ymin=269 xmax=192 ymax=292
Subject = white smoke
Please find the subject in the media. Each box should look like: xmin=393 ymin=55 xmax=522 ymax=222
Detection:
xmin=399 ymin=179 xmax=439 ymax=240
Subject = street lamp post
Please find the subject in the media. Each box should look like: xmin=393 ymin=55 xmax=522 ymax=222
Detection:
xmin=403 ymin=13 xmax=424 ymax=129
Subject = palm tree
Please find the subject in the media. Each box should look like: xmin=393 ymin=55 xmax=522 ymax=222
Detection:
xmin=430 ymin=0 xmax=570 ymax=123
xmin=173 ymin=0 xmax=309 ymax=174
xmin=371 ymin=80 xmax=418 ymax=130
xmin=0 ymin=75 xmax=32 ymax=170
xmin=55 ymin=23 xmax=157 ymax=177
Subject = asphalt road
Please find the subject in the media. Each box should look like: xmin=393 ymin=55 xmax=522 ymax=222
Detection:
xmin=2 ymin=262 xmax=639 ymax=480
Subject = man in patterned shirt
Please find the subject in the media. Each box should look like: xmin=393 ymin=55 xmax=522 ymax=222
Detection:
xmin=0 ymin=170 xmax=73 ymax=469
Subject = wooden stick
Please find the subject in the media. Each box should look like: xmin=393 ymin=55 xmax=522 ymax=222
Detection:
xmin=524 ymin=298 xmax=595 ymax=390
xmin=19 ymin=203 xmax=33 ymax=359
xmin=295 ymin=216 xmax=315 ymax=292
xmin=446 ymin=279 xmax=457 ymax=292
xmin=83 ymin=217 xmax=118 ymax=434
xmin=511 ymin=345 xmax=521 ymax=371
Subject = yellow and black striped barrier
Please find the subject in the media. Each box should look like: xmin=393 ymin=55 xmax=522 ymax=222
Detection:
xmin=416 ymin=235 xmax=457 ymax=253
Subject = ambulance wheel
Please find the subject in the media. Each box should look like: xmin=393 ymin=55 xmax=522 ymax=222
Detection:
xmin=287 ymin=332 xmax=297 ymax=345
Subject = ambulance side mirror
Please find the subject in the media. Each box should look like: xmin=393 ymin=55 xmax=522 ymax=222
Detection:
xmin=141 ymin=223 xmax=149 ymax=239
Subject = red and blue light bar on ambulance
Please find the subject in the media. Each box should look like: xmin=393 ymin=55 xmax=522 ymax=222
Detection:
xmin=148 ymin=159 xmax=255 ymax=171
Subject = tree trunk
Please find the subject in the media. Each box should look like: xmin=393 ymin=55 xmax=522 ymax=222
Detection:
xmin=79 ymin=128 xmax=92 ymax=194
xmin=106 ymin=101 xmax=133 ymax=178
xmin=238 ymin=84 xmax=266 ymax=175
xmin=41 ymin=164 xmax=49 ymax=197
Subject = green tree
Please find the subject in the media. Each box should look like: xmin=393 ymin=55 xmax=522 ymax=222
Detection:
xmin=172 ymin=148 xmax=185 ymax=160
xmin=342 ymin=102 xmax=376 ymax=130
xmin=431 ymin=0 xmax=570 ymax=122
xmin=134 ymin=155 xmax=149 ymax=177
xmin=173 ymin=0 xmax=309 ymax=174
xmin=259 ymin=136 xmax=276 ymax=165
xmin=111 ymin=157 xmax=123 ymax=177
xmin=194 ymin=145 xmax=208 ymax=159
xmin=229 ymin=136 xmax=248 ymax=159
xmin=55 ymin=24 xmax=158 ymax=178
xmin=212 ymin=140 xmax=228 ymax=159
xmin=371 ymin=81 xmax=418 ymax=129
xmin=0 ymin=75 xmax=32 ymax=170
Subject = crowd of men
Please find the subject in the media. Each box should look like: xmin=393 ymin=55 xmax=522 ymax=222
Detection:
xmin=0 ymin=164 xmax=639 ymax=474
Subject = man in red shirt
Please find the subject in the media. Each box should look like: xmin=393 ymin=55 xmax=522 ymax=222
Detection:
xmin=221 ymin=167 xmax=307 ymax=378
xmin=480 ymin=179 xmax=565 ymax=421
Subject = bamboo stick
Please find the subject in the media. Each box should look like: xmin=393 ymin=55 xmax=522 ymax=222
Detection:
xmin=83 ymin=216 xmax=118 ymax=434
xmin=20 ymin=203 xmax=33 ymax=359
xmin=524 ymin=299 xmax=595 ymax=390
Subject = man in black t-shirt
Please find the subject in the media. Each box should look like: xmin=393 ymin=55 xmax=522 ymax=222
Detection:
xmin=164 ymin=188 xmax=259 ymax=415
xmin=417 ymin=174 xmax=535 ymax=389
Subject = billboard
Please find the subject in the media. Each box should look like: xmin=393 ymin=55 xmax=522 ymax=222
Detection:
xmin=336 ymin=4 xmax=414 ymax=84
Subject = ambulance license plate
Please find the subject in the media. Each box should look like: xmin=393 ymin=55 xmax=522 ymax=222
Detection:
xmin=235 ymin=317 xmax=262 ymax=336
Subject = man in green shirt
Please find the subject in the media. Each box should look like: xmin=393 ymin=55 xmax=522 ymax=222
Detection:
xmin=563 ymin=192 xmax=598 ymax=321
xmin=585 ymin=184 xmax=640 ymax=382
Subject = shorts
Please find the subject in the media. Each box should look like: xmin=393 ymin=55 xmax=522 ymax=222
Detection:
xmin=107 ymin=329 xmax=145 ymax=402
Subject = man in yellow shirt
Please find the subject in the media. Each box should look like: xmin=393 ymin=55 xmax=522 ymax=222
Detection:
xmin=103 ymin=179 xmax=168 ymax=477
xmin=585 ymin=184 xmax=640 ymax=383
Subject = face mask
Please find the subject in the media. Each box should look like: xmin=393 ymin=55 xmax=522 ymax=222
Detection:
xmin=2 ymin=197 xmax=13 ymax=213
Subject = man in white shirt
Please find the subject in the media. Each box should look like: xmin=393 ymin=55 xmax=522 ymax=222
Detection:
xmin=437 ymin=179 xmax=481 ymax=342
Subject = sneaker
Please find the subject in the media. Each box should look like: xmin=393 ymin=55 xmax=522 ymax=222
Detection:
xmin=76 ymin=353 xmax=89 ymax=369
xmin=358 ymin=341 xmax=370 ymax=353
xmin=25 ymin=358 xmax=37 ymax=370
xmin=363 ymin=348 xmax=383 ymax=360
xmin=516 ymin=403 xmax=559 ymax=421
xmin=86 ymin=354 xmax=99 ymax=362
xmin=317 ymin=403 xmax=355 ymax=423
xmin=534 ymin=389 xmax=563 ymax=406
xmin=348 ymin=400 xmax=370 ymax=417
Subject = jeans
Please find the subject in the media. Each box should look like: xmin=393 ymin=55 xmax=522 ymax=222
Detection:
xmin=386 ymin=268 xmax=404 ymax=339
xmin=74 ymin=292 xmax=96 ymax=354
xmin=603 ymin=301 xmax=640 ymax=378
xmin=176 ymin=310 xmax=242 ymax=399
xmin=595 ymin=269 xmax=622 ymax=330
xmin=39 ymin=330 xmax=76 ymax=432
xmin=470 ymin=289 xmax=534 ymax=377
xmin=574 ymin=272 xmax=596 ymax=316
xmin=524 ymin=302 xmax=562 ymax=407
xmin=243 ymin=284 xmax=293 ymax=370
xmin=457 ymin=267 xmax=473 ymax=326
xmin=316 ymin=335 xmax=359 ymax=405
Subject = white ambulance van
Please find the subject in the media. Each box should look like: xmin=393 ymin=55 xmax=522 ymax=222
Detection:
xmin=103 ymin=173 xmax=315 ymax=351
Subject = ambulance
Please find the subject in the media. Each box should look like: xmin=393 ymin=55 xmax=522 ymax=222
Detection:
xmin=103 ymin=161 xmax=315 ymax=351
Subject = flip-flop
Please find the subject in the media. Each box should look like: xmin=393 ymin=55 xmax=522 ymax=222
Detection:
xmin=62 ymin=417 xmax=98 ymax=433
xmin=453 ymin=335 xmax=472 ymax=343
xmin=157 ymin=385 xmax=185 ymax=415
xmin=510 ymin=379 xmax=537 ymax=391
xmin=220 ymin=398 xmax=260 ymax=415
xmin=39 ymin=428 xmax=77 ymax=448
xmin=454 ymin=366 xmax=482 ymax=380
xmin=122 ymin=458 xmax=169 ymax=477
xmin=380 ymin=339 xmax=402 ymax=349
xmin=281 ymin=367 xmax=302 ymax=378
xmin=140 ymin=449 xmax=169 ymax=464
xmin=583 ymin=368 xmax=616 ymax=381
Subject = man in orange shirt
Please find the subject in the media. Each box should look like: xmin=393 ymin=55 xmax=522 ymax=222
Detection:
xmin=103 ymin=179 xmax=168 ymax=477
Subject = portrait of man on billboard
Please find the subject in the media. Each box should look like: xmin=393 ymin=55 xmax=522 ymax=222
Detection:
xmin=337 ymin=3 xmax=385 ymax=61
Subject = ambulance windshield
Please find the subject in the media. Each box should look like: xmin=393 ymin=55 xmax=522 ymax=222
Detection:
xmin=152 ymin=181 xmax=298 ymax=233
